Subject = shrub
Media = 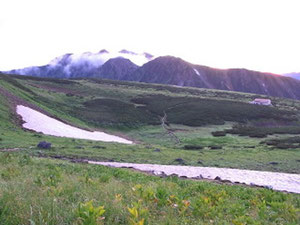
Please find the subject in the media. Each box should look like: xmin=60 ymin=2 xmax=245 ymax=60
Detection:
xmin=183 ymin=145 xmax=203 ymax=150
xmin=76 ymin=200 xmax=105 ymax=225
xmin=211 ymin=131 xmax=226 ymax=137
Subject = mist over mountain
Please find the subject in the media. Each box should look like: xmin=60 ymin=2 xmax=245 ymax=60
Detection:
xmin=3 ymin=50 xmax=300 ymax=100
xmin=5 ymin=50 xmax=153 ymax=78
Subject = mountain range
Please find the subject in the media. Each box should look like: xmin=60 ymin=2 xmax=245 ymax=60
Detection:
xmin=6 ymin=50 xmax=153 ymax=78
xmin=3 ymin=50 xmax=300 ymax=100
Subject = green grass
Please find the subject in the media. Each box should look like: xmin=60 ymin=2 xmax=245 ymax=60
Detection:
xmin=0 ymin=74 xmax=300 ymax=224
xmin=0 ymin=153 xmax=299 ymax=225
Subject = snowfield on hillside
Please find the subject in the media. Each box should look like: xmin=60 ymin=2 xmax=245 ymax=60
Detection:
xmin=89 ymin=161 xmax=300 ymax=194
xmin=16 ymin=105 xmax=133 ymax=144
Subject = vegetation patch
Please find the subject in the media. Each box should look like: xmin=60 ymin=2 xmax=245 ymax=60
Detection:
xmin=132 ymin=95 xmax=296 ymax=126
xmin=226 ymin=125 xmax=300 ymax=138
xmin=75 ymin=98 xmax=159 ymax=128
xmin=183 ymin=145 xmax=203 ymax=150
xmin=261 ymin=136 xmax=300 ymax=149
xmin=0 ymin=154 xmax=299 ymax=224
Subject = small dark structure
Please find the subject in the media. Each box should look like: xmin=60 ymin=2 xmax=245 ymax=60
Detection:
xmin=37 ymin=141 xmax=51 ymax=149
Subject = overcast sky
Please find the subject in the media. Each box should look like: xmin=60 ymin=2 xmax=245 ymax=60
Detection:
xmin=0 ymin=0 xmax=299 ymax=74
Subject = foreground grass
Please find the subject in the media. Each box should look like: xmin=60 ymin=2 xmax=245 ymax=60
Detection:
xmin=0 ymin=153 xmax=299 ymax=225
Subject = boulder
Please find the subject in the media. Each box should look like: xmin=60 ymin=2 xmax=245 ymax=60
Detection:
xmin=37 ymin=141 xmax=51 ymax=149
xmin=174 ymin=158 xmax=185 ymax=164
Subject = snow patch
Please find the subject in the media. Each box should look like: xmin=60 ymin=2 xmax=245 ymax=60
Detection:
xmin=88 ymin=162 xmax=300 ymax=193
xmin=16 ymin=105 xmax=132 ymax=144
xmin=193 ymin=68 xmax=201 ymax=76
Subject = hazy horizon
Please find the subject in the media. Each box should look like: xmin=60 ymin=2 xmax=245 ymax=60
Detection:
xmin=1 ymin=0 xmax=299 ymax=74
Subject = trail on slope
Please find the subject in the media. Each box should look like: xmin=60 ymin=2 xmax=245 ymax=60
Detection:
xmin=160 ymin=111 xmax=181 ymax=144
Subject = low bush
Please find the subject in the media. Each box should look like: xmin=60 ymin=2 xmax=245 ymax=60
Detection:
xmin=225 ymin=125 xmax=300 ymax=138
xmin=261 ymin=136 xmax=300 ymax=149
xmin=183 ymin=145 xmax=203 ymax=150
xmin=211 ymin=131 xmax=226 ymax=137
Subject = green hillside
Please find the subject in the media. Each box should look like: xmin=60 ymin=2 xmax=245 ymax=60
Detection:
xmin=1 ymin=74 xmax=300 ymax=173
xmin=0 ymin=74 xmax=300 ymax=224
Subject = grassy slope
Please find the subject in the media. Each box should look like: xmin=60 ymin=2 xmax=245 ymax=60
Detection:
xmin=0 ymin=74 xmax=300 ymax=173
xmin=0 ymin=75 xmax=300 ymax=224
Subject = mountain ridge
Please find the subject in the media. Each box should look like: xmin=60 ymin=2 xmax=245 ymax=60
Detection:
xmin=284 ymin=72 xmax=300 ymax=80
xmin=126 ymin=56 xmax=300 ymax=99
xmin=3 ymin=51 xmax=300 ymax=100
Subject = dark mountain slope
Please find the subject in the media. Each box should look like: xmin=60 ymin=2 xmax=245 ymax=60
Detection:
xmin=94 ymin=57 xmax=138 ymax=80
xmin=4 ymin=50 xmax=152 ymax=79
xmin=127 ymin=56 xmax=300 ymax=99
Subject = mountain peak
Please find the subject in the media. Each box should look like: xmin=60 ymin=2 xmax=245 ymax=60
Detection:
xmin=49 ymin=53 xmax=73 ymax=66
xmin=95 ymin=57 xmax=138 ymax=80
xmin=119 ymin=49 xmax=137 ymax=55
xmin=143 ymin=52 xmax=154 ymax=59
xmin=99 ymin=49 xmax=109 ymax=54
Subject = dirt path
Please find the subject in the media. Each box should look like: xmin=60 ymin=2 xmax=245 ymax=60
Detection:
xmin=160 ymin=111 xmax=180 ymax=144
xmin=88 ymin=161 xmax=300 ymax=194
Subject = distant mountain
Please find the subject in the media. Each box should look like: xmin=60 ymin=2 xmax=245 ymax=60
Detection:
xmin=94 ymin=57 xmax=138 ymax=80
xmin=126 ymin=56 xmax=300 ymax=99
xmin=4 ymin=52 xmax=300 ymax=100
xmin=5 ymin=50 xmax=153 ymax=78
xmin=283 ymin=73 xmax=300 ymax=80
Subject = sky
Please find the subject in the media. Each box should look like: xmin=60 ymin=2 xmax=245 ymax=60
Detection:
xmin=0 ymin=0 xmax=299 ymax=74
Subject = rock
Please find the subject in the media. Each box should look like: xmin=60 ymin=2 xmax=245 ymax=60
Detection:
xmin=155 ymin=171 xmax=167 ymax=178
xmin=197 ymin=174 xmax=204 ymax=179
xmin=214 ymin=176 xmax=221 ymax=181
xmin=153 ymin=148 xmax=161 ymax=152
xmin=37 ymin=141 xmax=51 ymax=149
xmin=174 ymin=158 xmax=185 ymax=164
xmin=263 ymin=185 xmax=273 ymax=190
